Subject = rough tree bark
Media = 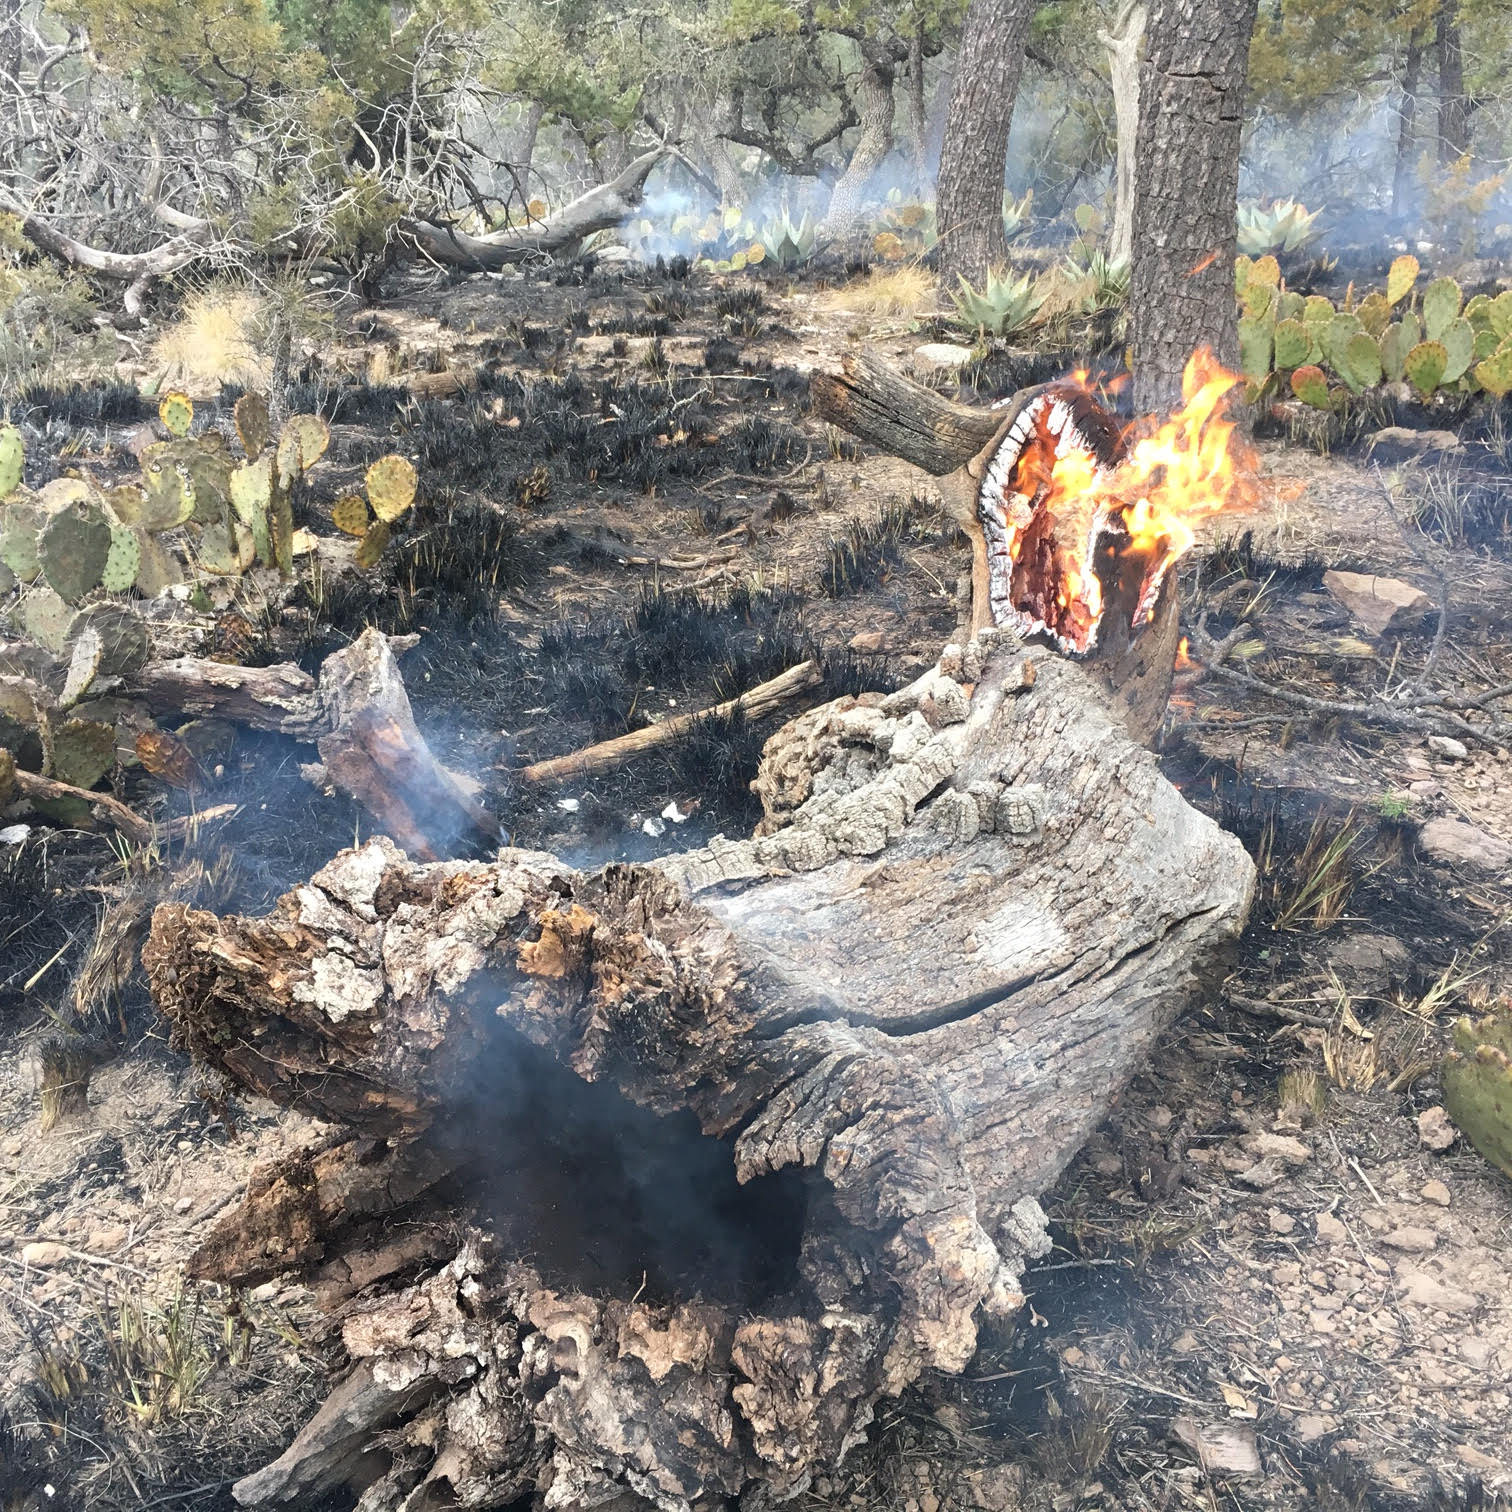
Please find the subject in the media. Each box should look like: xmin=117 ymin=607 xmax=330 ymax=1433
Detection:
xmin=934 ymin=0 xmax=1036 ymax=289
xmin=1100 ymin=0 xmax=1148 ymax=268
xmin=906 ymin=25 xmax=931 ymax=198
xmin=1395 ymin=27 xmax=1425 ymax=219
xmin=1436 ymin=0 xmax=1470 ymax=165
xmin=820 ymin=52 xmax=897 ymax=241
xmin=1128 ymin=0 xmax=1259 ymax=413
xmin=145 ymin=634 xmax=1254 ymax=1511
xmin=406 ymin=149 xmax=666 ymax=269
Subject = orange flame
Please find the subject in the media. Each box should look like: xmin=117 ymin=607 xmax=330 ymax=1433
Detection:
xmin=1175 ymin=636 xmax=1193 ymax=669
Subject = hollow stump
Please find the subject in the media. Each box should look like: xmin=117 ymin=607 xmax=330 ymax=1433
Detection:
xmin=143 ymin=631 xmax=1255 ymax=1512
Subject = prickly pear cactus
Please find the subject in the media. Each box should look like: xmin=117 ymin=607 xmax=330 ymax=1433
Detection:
xmin=1239 ymin=315 xmax=1272 ymax=384
xmin=1355 ymin=292 xmax=1392 ymax=338
xmin=0 ymin=425 xmax=22 ymax=497
xmin=1404 ymin=340 xmax=1448 ymax=400
xmin=1273 ymin=319 xmax=1310 ymax=370
xmin=332 ymin=495 xmax=370 ymax=536
xmin=366 ymin=455 xmax=418 ymax=523
xmin=40 ymin=502 xmax=112 ymax=604
xmin=1442 ymin=1007 xmax=1512 ymax=1180
xmin=235 ymin=392 xmax=270 ymax=459
xmin=1421 ymin=277 xmax=1463 ymax=342
xmin=1342 ymin=332 xmax=1382 ymax=391
xmin=1290 ymin=365 xmax=1331 ymax=409
xmin=1380 ymin=322 xmax=1411 ymax=383
xmin=1386 ymin=254 xmax=1419 ymax=305
xmin=159 ymin=391 xmax=194 ymax=438
xmin=1441 ymin=319 xmax=1475 ymax=384
xmin=1476 ymin=340 xmax=1512 ymax=399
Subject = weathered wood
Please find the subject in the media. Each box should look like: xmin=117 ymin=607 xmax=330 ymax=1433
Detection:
xmin=810 ymin=351 xmax=1005 ymax=475
xmin=134 ymin=657 xmax=326 ymax=737
xmin=7 ymin=760 xmax=153 ymax=845
xmin=145 ymin=630 xmax=1254 ymax=1512
xmin=406 ymin=150 xmax=667 ymax=270
xmin=519 ymin=658 xmax=822 ymax=786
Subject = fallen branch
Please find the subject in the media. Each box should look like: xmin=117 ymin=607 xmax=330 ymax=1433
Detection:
xmin=9 ymin=764 xmax=152 ymax=846
xmin=405 ymin=150 xmax=667 ymax=269
xmin=519 ymin=659 xmax=822 ymax=785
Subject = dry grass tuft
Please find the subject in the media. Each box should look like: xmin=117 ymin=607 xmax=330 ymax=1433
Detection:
xmin=831 ymin=265 xmax=939 ymax=318
xmin=152 ymin=286 xmax=270 ymax=390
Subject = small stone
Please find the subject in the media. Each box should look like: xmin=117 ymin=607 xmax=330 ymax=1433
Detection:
xmin=1461 ymin=1337 xmax=1494 ymax=1368
xmin=1418 ymin=818 xmax=1512 ymax=874
xmin=1426 ymin=735 xmax=1469 ymax=761
xmin=1171 ymin=1330 xmax=1201 ymax=1354
xmin=1417 ymin=1106 xmax=1457 ymax=1151
xmin=1455 ymin=1446 xmax=1503 ymax=1473
xmin=1315 ymin=1212 xmax=1348 ymax=1244
xmin=1061 ymin=1346 xmax=1087 ymax=1367
xmin=1150 ymin=1104 xmax=1174 ymax=1131
xmin=1367 ymin=426 xmax=1464 ymax=455
xmin=912 ymin=342 xmax=977 ymax=375
xmin=1268 ymin=1208 xmax=1297 ymax=1235
xmin=86 ymin=1226 xmax=127 ymax=1254
xmin=20 ymin=1242 xmax=69 ymax=1266
xmin=1380 ymin=1226 xmax=1437 ymax=1253
xmin=848 ymin=630 xmax=888 ymax=655
xmin=1323 ymin=570 xmax=1431 ymax=636
xmin=1294 ymin=1414 xmax=1333 ymax=1443
xmin=1397 ymin=1269 xmax=1478 ymax=1314
xmin=1419 ymin=1180 xmax=1451 ymax=1207
xmin=174 ymin=1196 xmax=194 ymax=1215
xmin=1247 ymin=1132 xmax=1312 ymax=1165
xmin=1237 ymin=1157 xmax=1285 ymax=1190
xmin=1171 ymin=1418 xmax=1262 ymax=1476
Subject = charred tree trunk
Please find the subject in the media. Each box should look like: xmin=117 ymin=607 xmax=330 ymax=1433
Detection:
xmin=1129 ymin=0 xmax=1259 ymax=413
xmin=1395 ymin=27 xmax=1425 ymax=219
xmin=821 ymin=52 xmax=897 ymax=241
xmin=145 ymin=635 xmax=1254 ymax=1511
xmin=906 ymin=26 xmax=931 ymax=198
xmin=934 ymin=0 xmax=1036 ymax=289
xmin=1436 ymin=0 xmax=1470 ymax=165
xmin=1100 ymin=0 xmax=1148 ymax=268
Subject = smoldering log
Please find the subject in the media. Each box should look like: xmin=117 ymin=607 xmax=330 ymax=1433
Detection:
xmin=144 ymin=630 xmax=1254 ymax=1512
xmin=135 ymin=628 xmax=493 ymax=860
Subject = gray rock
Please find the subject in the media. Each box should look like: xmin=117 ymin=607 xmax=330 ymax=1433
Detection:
xmin=1418 ymin=817 xmax=1512 ymax=873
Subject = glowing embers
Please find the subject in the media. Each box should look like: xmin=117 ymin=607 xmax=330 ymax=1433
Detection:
xmin=977 ymin=352 xmax=1256 ymax=656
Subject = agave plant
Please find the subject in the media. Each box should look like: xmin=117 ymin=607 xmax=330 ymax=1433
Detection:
xmin=1002 ymin=190 xmax=1034 ymax=242
xmin=759 ymin=209 xmax=818 ymax=269
xmin=1072 ymin=249 xmax=1130 ymax=311
xmin=951 ymin=269 xmax=1045 ymax=339
xmin=1237 ymin=199 xmax=1321 ymax=256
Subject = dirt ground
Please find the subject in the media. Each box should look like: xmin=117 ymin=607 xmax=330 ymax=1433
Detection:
xmin=1 ymin=257 xmax=1509 ymax=1511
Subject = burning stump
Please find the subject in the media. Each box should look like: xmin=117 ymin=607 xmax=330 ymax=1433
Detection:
xmin=143 ymin=631 xmax=1254 ymax=1512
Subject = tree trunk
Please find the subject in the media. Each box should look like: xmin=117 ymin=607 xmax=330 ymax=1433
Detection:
xmin=907 ymin=25 xmax=930 ymax=198
xmin=1100 ymin=0 xmax=1148 ymax=268
xmin=707 ymin=95 xmax=751 ymax=208
xmin=514 ymin=99 xmax=545 ymax=183
xmin=1394 ymin=27 xmax=1424 ymax=219
xmin=1436 ymin=0 xmax=1470 ymax=164
xmin=1129 ymin=0 xmax=1259 ymax=414
xmin=821 ymin=51 xmax=897 ymax=241
xmin=934 ymin=0 xmax=1036 ymax=289
xmin=145 ymin=636 xmax=1254 ymax=1512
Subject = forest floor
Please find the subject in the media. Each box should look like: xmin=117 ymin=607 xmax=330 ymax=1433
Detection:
xmin=1 ymin=256 xmax=1510 ymax=1512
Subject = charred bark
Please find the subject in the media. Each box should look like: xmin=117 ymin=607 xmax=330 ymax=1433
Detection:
xmin=1395 ymin=27 xmax=1425 ymax=219
xmin=1128 ymin=0 xmax=1259 ymax=413
xmin=1436 ymin=0 xmax=1470 ymax=164
xmin=145 ymin=633 xmax=1254 ymax=1511
xmin=934 ymin=0 xmax=1036 ymax=289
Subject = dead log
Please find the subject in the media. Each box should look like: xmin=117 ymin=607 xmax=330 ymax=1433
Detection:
xmin=135 ymin=630 xmax=493 ymax=860
xmin=406 ymin=150 xmax=667 ymax=269
xmin=144 ymin=629 xmax=1254 ymax=1512
xmin=519 ymin=658 xmax=822 ymax=785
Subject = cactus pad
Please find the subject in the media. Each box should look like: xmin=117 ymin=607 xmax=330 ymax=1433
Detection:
xmin=133 ymin=532 xmax=182 ymax=597
xmin=0 ymin=560 xmax=13 ymax=595
xmin=1241 ymin=281 xmax=1275 ymax=320
xmin=1421 ymin=277 xmax=1462 ymax=341
xmin=1474 ymin=340 xmax=1512 ymax=399
xmin=1379 ymin=323 xmax=1410 ymax=382
xmin=271 ymin=486 xmax=294 ymax=578
xmin=1276 ymin=290 xmax=1305 ymax=323
xmin=235 ymin=392 xmax=271 ymax=459
xmin=1491 ymin=291 xmax=1512 ymax=341
xmin=102 ymin=526 xmax=140 ymax=593
xmin=1473 ymin=327 xmax=1500 ymax=361
xmin=1238 ymin=315 xmax=1272 ymax=383
xmin=1441 ymin=319 xmax=1474 ymax=384
xmin=140 ymin=459 xmax=193 ymax=531
xmin=1386 ymin=254 xmax=1419 ymax=304
xmin=51 ymin=715 xmax=116 ymax=789
xmin=19 ymin=589 xmax=76 ymax=654
xmin=1271 ymin=318 xmax=1310 ymax=371
xmin=1249 ymin=254 xmax=1280 ymax=288
xmin=1290 ymin=365 xmax=1331 ymax=409
xmin=159 ymin=391 xmax=194 ymax=438
xmin=0 ymin=521 xmax=40 ymax=581
xmin=0 ymin=425 xmax=22 ymax=497
xmin=1355 ymin=292 xmax=1392 ymax=338
xmin=230 ymin=456 xmax=273 ymax=526
xmin=332 ymin=495 xmax=370 ymax=536
xmin=195 ymin=522 xmax=243 ymax=576
xmin=366 ymin=455 xmax=417 ymax=522
xmin=355 ymin=518 xmax=391 ymax=569
xmin=105 ymin=484 xmax=147 ymax=527
xmin=1303 ymin=295 xmax=1335 ymax=325
xmin=40 ymin=502 xmax=111 ymax=603
xmin=1343 ymin=332 xmax=1382 ymax=390
xmin=61 ymin=626 xmax=101 ymax=707
xmin=276 ymin=414 xmax=330 ymax=484
xmin=1464 ymin=294 xmax=1493 ymax=330
xmin=1403 ymin=340 xmax=1448 ymax=399
xmin=76 ymin=602 xmax=150 ymax=676
xmin=1442 ymin=1009 xmax=1512 ymax=1179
